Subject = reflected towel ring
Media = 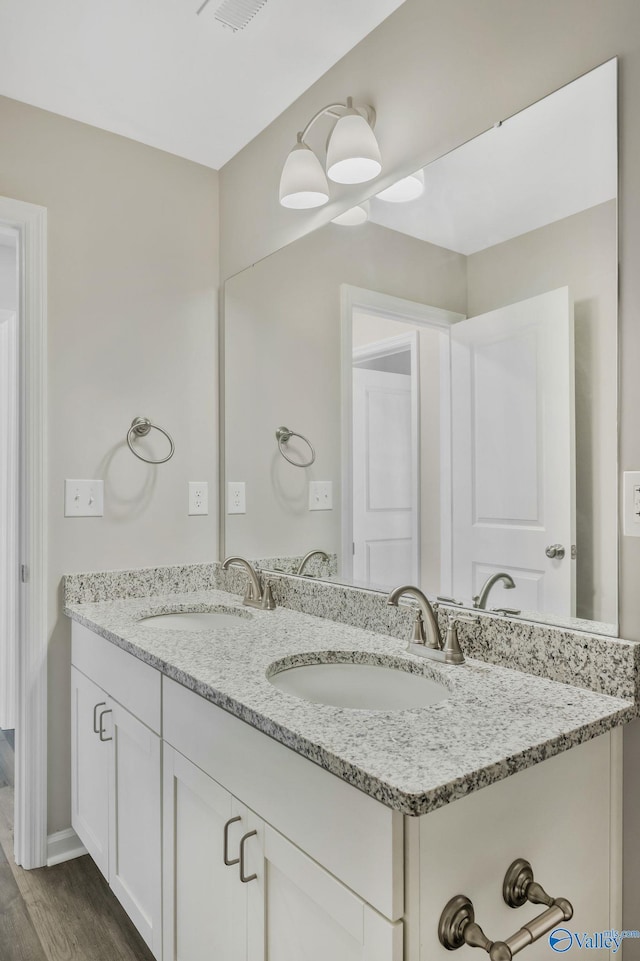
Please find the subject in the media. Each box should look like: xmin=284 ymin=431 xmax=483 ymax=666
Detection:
xmin=127 ymin=417 xmax=175 ymax=465
xmin=275 ymin=426 xmax=316 ymax=468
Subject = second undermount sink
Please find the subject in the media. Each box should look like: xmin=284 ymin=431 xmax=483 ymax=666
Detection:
xmin=267 ymin=658 xmax=449 ymax=711
xmin=138 ymin=608 xmax=252 ymax=631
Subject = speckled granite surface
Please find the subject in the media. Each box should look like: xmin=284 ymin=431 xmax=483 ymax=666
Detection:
xmin=64 ymin=562 xmax=640 ymax=700
xmin=65 ymin=587 xmax=636 ymax=817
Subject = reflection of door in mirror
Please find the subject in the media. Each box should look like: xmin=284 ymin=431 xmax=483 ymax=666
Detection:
xmin=352 ymin=335 xmax=417 ymax=591
xmin=450 ymin=287 xmax=575 ymax=617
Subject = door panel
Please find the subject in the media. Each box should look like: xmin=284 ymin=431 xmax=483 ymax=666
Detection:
xmin=70 ymin=667 xmax=109 ymax=878
xmin=108 ymin=700 xmax=162 ymax=958
xmin=451 ymin=287 xmax=575 ymax=615
xmin=247 ymin=814 xmax=403 ymax=961
xmin=163 ymin=746 xmax=244 ymax=961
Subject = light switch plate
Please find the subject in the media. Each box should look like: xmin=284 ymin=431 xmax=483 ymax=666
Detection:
xmin=188 ymin=481 xmax=209 ymax=515
xmin=64 ymin=479 xmax=104 ymax=517
xmin=623 ymin=471 xmax=640 ymax=536
xmin=309 ymin=481 xmax=333 ymax=511
xmin=228 ymin=481 xmax=246 ymax=514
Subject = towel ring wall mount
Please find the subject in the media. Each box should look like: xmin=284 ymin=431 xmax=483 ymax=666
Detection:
xmin=275 ymin=426 xmax=316 ymax=468
xmin=127 ymin=417 xmax=175 ymax=465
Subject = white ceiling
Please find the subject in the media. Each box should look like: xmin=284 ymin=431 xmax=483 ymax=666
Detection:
xmin=0 ymin=0 xmax=406 ymax=169
xmin=369 ymin=59 xmax=617 ymax=255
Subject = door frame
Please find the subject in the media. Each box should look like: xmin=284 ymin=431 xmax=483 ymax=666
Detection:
xmin=340 ymin=285 xmax=465 ymax=583
xmin=352 ymin=332 xmax=421 ymax=586
xmin=0 ymin=305 xmax=18 ymax=732
xmin=0 ymin=195 xmax=48 ymax=869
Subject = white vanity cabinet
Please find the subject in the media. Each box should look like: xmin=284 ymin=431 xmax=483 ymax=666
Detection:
xmin=71 ymin=621 xmax=621 ymax=961
xmin=162 ymin=743 xmax=403 ymax=961
xmin=71 ymin=624 xmax=163 ymax=959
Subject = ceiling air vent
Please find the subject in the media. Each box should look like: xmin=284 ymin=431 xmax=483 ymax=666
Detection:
xmin=197 ymin=0 xmax=269 ymax=31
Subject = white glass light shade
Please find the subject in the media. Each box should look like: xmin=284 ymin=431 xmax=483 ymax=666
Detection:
xmin=376 ymin=169 xmax=425 ymax=202
xmin=279 ymin=142 xmax=329 ymax=209
xmin=331 ymin=203 xmax=369 ymax=226
xmin=326 ymin=110 xmax=382 ymax=184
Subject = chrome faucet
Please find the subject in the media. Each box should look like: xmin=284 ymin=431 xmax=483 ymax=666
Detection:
xmin=295 ymin=549 xmax=330 ymax=576
xmin=387 ymin=585 xmax=442 ymax=650
xmin=222 ymin=556 xmax=276 ymax=610
xmin=473 ymin=572 xmax=516 ymax=610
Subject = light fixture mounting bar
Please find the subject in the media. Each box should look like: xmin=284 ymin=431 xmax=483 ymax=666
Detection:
xmin=298 ymin=99 xmax=376 ymax=145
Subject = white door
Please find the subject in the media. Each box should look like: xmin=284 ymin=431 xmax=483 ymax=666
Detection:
xmin=162 ymin=746 xmax=245 ymax=961
xmin=105 ymin=699 xmax=162 ymax=958
xmin=0 ymin=309 xmax=18 ymax=732
xmin=245 ymin=813 xmax=403 ymax=961
xmin=70 ymin=667 xmax=109 ymax=878
xmin=352 ymin=363 xmax=418 ymax=590
xmin=450 ymin=287 xmax=575 ymax=615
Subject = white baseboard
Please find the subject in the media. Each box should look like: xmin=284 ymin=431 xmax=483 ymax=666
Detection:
xmin=46 ymin=828 xmax=87 ymax=867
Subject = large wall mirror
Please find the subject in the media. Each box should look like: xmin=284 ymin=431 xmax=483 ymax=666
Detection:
xmin=223 ymin=59 xmax=618 ymax=635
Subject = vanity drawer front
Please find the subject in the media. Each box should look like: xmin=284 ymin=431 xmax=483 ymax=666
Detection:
xmin=71 ymin=622 xmax=161 ymax=734
xmin=162 ymin=676 xmax=404 ymax=922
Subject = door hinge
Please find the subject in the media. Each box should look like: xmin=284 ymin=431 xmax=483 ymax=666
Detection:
xmin=20 ymin=564 xmax=28 ymax=583
xmin=352 ymin=542 xmax=355 ymax=555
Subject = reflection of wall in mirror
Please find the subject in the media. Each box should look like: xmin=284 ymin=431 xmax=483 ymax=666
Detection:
xmin=466 ymin=199 xmax=617 ymax=623
xmin=224 ymin=222 xmax=466 ymax=561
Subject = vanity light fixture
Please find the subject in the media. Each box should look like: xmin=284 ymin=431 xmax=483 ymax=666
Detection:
xmin=279 ymin=97 xmax=381 ymax=209
xmin=376 ymin=168 xmax=425 ymax=202
xmin=331 ymin=202 xmax=369 ymax=226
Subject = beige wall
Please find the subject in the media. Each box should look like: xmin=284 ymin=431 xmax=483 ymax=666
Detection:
xmin=224 ymin=221 xmax=465 ymax=561
xmin=0 ymin=95 xmax=219 ymax=833
xmin=219 ymin=0 xmax=640 ymax=934
xmin=467 ymin=201 xmax=618 ymax=624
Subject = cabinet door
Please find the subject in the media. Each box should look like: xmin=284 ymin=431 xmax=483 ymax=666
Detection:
xmin=162 ymin=746 xmax=246 ymax=961
xmin=70 ymin=666 xmax=109 ymax=877
xmin=106 ymin=699 xmax=162 ymax=959
xmin=244 ymin=812 xmax=403 ymax=961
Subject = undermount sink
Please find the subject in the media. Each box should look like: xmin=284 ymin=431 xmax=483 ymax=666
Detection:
xmin=267 ymin=658 xmax=449 ymax=711
xmin=138 ymin=608 xmax=251 ymax=631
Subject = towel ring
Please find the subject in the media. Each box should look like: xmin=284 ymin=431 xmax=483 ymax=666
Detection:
xmin=275 ymin=426 xmax=316 ymax=468
xmin=127 ymin=417 xmax=175 ymax=465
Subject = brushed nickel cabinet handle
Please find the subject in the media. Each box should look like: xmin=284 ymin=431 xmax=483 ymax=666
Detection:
xmin=97 ymin=708 xmax=113 ymax=742
xmin=93 ymin=701 xmax=106 ymax=734
xmin=223 ymin=816 xmax=242 ymax=866
xmin=439 ymin=858 xmax=573 ymax=961
xmin=239 ymin=829 xmax=258 ymax=883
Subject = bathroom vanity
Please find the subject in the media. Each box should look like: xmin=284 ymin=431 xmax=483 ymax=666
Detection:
xmin=65 ymin=579 xmax=635 ymax=961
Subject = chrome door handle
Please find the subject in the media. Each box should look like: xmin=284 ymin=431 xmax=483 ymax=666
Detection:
xmin=223 ymin=815 xmax=242 ymax=866
xmin=93 ymin=701 xmax=106 ymax=734
xmin=239 ymin=829 xmax=258 ymax=883
xmin=97 ymin=708 xmax=113 ymax=741
xmin=545 ymin=544 xmax=565 ymax=559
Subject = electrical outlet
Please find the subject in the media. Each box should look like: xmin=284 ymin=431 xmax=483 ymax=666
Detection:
xmin=623 ymin=472 xmax=640 ymax=536
xmin=64 ymin=479 xmax=104 ymax=517
xmin=188 ymin=481 xmax=209 ymax=515
xmin=227 ymin=481 xmax=246 ymax=514
xmin=309 ymin=481 xmax=333 ymax=511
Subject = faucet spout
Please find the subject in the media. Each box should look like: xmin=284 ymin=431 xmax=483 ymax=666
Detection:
xmin=387 ymin=585 xmax=442 ymax=650
xmin=296 ymin=549 xmax=330 ymax=576
xmin=222 ymin=556 xmax=276 ymax=610
xmin=473 ymin=572 xmax=516 ymax=610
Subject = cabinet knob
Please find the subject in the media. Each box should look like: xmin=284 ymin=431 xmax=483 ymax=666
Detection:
xmin=239 ymin=829 xmax=258 ymax=883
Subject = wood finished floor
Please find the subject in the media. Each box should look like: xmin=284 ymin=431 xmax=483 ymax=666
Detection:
xmin=0 ymin=729 xmax=155 ymax=961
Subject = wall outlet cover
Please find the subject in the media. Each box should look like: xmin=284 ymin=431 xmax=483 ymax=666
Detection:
xmin=64 ymin=479 xmax=104 ymax=517
xmin=623 ymin=471 xmax=640 ymax=536
xmin=188 ymin=481 xmax=209 ymax=515
xmin=228 ymin=481 xmax=246 ymax=514
xmin=309 ymin=481 xmax=333 ymax=511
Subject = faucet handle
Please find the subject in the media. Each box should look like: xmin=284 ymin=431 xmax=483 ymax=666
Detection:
xmin=261 ymin=579 xmax=276 ymax=611
xmin=443 ymin=614 xmax=478 ymax=665
xmin=410 ymin=609 xmax=426 ymax=644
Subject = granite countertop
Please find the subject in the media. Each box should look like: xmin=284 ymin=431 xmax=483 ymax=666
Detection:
xmin=65 ymin=589 xmax=636 ymax=817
